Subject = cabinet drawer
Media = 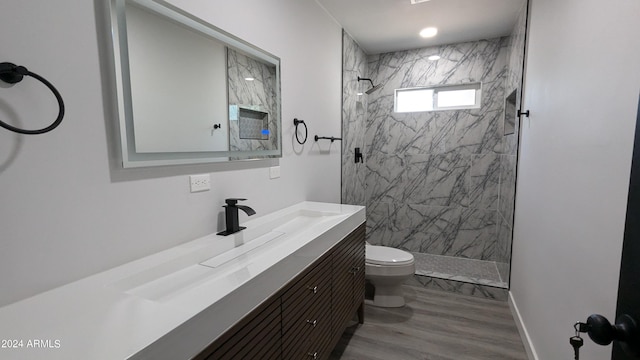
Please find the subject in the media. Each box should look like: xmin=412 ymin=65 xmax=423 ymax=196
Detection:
xmin=283 ymin=306 xmax=332 ymax=360
xmin=283 ymin=283 xmax=330 ymax=336
xmin=290 ymin=334 xmax=333 ymax=360
xmin=282 ymin=254 xmax=331 ymax=304
xmin=282 ymin=256 xmax=331 ymax=332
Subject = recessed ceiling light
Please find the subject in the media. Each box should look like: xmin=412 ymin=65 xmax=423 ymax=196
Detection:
xmin=419 ymin=27 xmax=438 ymax=38
xmin=410 ymin=0 xmax=431 ymax=4
xmin=245 ymin=77 xmax=255 ymax=81
xmin=428 ymin=55 xmax=441 ymax=61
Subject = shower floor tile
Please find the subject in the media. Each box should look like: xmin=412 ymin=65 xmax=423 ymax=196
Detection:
xmin=412 ymin=252 xmax=508 ymax=288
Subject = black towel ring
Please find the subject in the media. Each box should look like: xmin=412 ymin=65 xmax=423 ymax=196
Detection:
xmin=293 ymin=118 xmax=308 ymax=145
xmin=0 ymin=62 xmax=65 ymax=135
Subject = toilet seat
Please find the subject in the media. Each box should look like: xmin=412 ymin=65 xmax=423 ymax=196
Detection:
xmin=366 ymin=245 xmax=414 ymax=266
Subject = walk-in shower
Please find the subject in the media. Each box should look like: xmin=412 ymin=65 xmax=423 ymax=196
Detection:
xmin=341 ymin=1 xmax=528 ymax=299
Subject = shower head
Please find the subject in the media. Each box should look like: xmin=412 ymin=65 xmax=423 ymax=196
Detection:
xmin=365 ymin=83 xmax=382 ymax=94
xmin=357 ymin=76 xmax=381 ymax=94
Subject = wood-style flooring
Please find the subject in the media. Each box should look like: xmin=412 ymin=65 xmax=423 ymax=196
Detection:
xmin=329 ymin=285 xmax=528 ymax=360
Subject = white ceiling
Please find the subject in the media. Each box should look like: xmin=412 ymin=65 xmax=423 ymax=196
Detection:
xmin=315 ymin=0 xmax=526 ymax=54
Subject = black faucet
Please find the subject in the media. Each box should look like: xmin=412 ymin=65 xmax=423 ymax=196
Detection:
xmin=217 ymin=198 xmax=256 ymax=236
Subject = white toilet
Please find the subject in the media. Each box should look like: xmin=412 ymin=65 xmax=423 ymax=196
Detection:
xmin=365 ymin=243 xmax=415 ymax=308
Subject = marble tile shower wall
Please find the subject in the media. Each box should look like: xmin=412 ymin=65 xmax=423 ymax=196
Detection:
xmin=227 ymin=49 xmax=279 ymax=153
xmin=365 ymin=38 xmax=510 ymax=261
xmin=341 ymin=31 xmax=368 ymax=206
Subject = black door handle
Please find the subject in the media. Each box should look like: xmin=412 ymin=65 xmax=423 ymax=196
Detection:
xmin=584 ymin=314 xmax=639 ymax=357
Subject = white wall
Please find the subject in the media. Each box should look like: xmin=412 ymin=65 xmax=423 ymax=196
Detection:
xmin=510 ymin=0 xmax=640 ymax=359
xmin=0 ymin=0 xmax=342 ymax=306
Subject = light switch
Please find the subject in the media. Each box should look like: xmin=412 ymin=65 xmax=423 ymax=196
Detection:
xmin=269 ymin=166 xmax=281 ymax=179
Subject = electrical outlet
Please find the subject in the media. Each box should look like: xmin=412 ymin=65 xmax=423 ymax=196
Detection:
xmin=269 ymin=166 xmax=281 ymax=179
xmin=189 ymin=174 xmax=210 ymax=192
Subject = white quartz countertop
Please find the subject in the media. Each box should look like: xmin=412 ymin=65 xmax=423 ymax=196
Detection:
xmin=0 ymin=201 xmax=365 ymax=360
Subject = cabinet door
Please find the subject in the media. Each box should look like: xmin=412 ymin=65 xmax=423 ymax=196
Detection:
xmin=331 ymin=225 xmax=366 ymax=334
xmin=200 ymin=298 xmax=281 ymax=360
xmin=350 ymin=235 xmax=365 ymax=309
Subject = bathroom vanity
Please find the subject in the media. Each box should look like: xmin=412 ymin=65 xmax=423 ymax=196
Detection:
xmin=193 ymin=224 xmax=364 ymax=360
xmin=0 ymin=202 xmax=365 ymax=360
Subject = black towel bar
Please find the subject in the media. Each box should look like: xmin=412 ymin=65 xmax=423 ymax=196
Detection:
xmin=314 ymin=135 xmax=342 ymax=142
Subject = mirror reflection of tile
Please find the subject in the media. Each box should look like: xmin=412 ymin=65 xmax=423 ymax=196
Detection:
xmin=239 ymin=108 xmax=269 ymax=140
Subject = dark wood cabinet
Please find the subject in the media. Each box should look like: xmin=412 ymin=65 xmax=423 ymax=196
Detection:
xmin=202 ymin=296 xmax=281 ymax=360
xmin=282 ymin=254 xmax=333 ymax=359
xmin=195 ymin=223 xmax=365 ymax=360
xmin=331 ymin=225 xmax=365 ymax=341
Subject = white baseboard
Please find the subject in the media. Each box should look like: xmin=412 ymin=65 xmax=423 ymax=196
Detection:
xmin=508 ymin=291 xmax=539 ymax=360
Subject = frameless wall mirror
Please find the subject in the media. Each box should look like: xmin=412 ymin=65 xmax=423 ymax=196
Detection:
xmin=108 ymin=0 xmax=281 ymax=168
